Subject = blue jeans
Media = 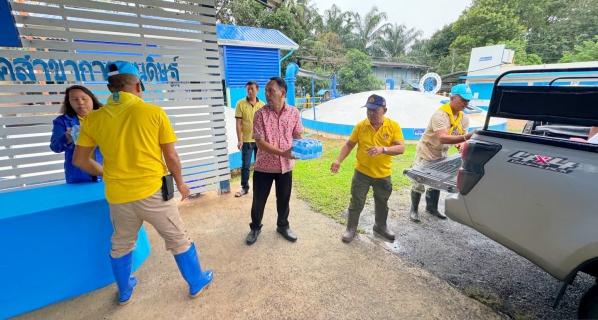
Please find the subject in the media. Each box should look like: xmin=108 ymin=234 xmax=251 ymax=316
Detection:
xmin=241 ymin=142 xmax=258 ymax=191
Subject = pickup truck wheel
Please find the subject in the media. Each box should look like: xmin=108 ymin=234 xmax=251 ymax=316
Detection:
xmin=578 ymin=284 xmax=598 ymax=319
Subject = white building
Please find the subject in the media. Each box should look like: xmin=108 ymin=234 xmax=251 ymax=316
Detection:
xmin=463 ymin=45 xmax=598 ymax=110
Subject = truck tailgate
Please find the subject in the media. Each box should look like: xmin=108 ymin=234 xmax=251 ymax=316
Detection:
xmin=403 ymin=154 xmax=461 ymax=193
xmin=454 ymin=132 xmax=598 ymax=280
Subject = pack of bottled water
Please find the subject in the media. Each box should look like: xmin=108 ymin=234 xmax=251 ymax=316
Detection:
xmin=70 ymin=125 xmax=80 ymax=143
xmin=291 ymin=138 xmax=323 ymax=160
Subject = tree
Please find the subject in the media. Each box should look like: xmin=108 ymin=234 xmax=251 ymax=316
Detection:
xmin=509 ymin=0 xmax=551 ymax=33
xmin=260 ymin=5 xmax=306 ymax=45
xmin=559 ymin=36 xmax=598 ymax=63
xmin=527 ymin=0 xmax=598 ymax=63
xmin=451 ymin=0 xmax=525 ymax=52
xmin=488 ymin=37 xmax=542 ymax=65
xmin=284 ymin=0 xmax=323 ymax=38
xmin=214 ymin=0 xmax=234 ymax=24
xmin=434 ymin=54 xmax=470 ymax=76
xmin=426 ymin=24 xmax=457 ymax=60
xmin=294 ymin=63 xmax=329 ymax=97
xmin=321 ymin=4 xmax=355 ymax=44
xmin=229 ymin=0 xmax=266 ymax=27
xmin=337 ymin=49 xmax=383 ymax=93
xmin=398 ymin=39 xmax=433 ymax=66
xmin=348 ymin=6 xmax=391 ymax=54
xmin=300 ymin=32 xmax=345 ymax=66
xmin=373 ymin=23 xmax=423 ymax=60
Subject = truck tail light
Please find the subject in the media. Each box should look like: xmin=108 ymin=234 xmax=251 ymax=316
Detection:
xmin=457 ymin=140 xmax=502 ymax=195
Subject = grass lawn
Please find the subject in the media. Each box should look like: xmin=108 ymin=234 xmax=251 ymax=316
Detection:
xmin=292 ymin=135 xmax=432 ymax=223
xmin=232 ymin=134 xmax=457 ymax=224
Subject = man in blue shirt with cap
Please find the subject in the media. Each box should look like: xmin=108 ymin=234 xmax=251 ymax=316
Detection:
xmin=408 ymin=84 xmax=475 ymax=222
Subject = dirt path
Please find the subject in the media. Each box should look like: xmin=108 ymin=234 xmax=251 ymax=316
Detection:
xmin=16 ymin=183 xmax=500 ymax=320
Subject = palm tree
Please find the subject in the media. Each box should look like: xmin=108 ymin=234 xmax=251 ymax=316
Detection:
xmin=285 ymin=0 xmax=323 ymax=37
xmin=374 ymin=23 xmax=423 ymax=60
xmin=350 ymin=6 xmax=391 ymax=54
xmin=322 ymin=4 xmax=355 ymax=39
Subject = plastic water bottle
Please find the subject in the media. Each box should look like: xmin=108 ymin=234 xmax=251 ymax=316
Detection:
xmin=298 ymin=140 xmax=305 ymax=159
xmin=71 ymin=125 xmax=80 ymax=142
xmin=292 ymin=138 xmax=323 ymax=160
xmin=292 ymin=139 xmax=299 ymax=159
xmin=301 ymin=140 xmax=308 ymax=160
xmin=306 ymin=140 xmax=314 ymax=159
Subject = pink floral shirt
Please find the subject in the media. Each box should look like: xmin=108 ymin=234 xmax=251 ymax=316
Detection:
xmin=252 ymin=103 xmax=303 ymax=174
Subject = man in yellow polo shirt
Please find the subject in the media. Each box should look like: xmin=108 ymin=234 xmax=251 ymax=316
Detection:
xmin=330 ymin=94 xmax=405 ymax=243
xmin=234 ymin=80 xmax=265 ymax=197
xmin=73 ymin=61 xmax=213 ymax=305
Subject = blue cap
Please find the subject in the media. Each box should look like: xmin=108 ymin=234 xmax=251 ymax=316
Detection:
xmin=450 ymin=84 xmax=474 ymax=101
xmin=106 ymin=61 xmax=145 ymax=91
xmin=362 ymin=94 xmax=386 ymax=109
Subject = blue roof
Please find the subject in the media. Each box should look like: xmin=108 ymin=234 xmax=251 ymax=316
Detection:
xmin=217 ymin=24 xmax=299 ymax=50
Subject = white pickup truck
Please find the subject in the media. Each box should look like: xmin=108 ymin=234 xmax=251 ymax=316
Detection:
xmin=405 ymin=68 xmax=598 ymax=319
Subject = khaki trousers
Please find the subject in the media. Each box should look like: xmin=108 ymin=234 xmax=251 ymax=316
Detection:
xmin=108 ymin=190 xmax=192 ymax=258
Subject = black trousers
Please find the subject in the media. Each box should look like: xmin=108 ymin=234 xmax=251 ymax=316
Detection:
xmin=249 ymin=170 xmax=292 ymax=230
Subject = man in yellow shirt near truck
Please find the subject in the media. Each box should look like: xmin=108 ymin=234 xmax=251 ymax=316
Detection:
xmin=73 ymin=61 xmax=213 ymax=305
xmin=330 ymin=94 xmax=405 ymax=243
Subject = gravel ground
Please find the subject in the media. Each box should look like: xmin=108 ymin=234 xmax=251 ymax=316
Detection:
xmin=346 ymin=188 xmax=596 ymax=319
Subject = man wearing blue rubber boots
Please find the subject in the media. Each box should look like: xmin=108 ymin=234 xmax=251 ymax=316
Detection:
xmin=73 ymin=61 xmax=213 ymax=305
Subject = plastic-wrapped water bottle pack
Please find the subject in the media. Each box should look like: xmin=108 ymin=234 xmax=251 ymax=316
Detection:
xmin=291 ymin=138 xmax=323 ymax=160
xmin=70 ymin=125 xmax=81 ymax=143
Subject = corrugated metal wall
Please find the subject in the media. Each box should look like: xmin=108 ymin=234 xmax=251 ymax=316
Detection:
xmin=223 ymin=46 xmax=279 ymax=107
xmin=0 ymin=0 xmax=229 ymax=193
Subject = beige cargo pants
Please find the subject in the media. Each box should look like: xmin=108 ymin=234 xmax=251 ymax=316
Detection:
xmin=108 ymin=189 xmax=192 ymax=258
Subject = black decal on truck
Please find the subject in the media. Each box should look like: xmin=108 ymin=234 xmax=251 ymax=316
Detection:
xmin=507 ymin=151 xmax=579 ymax=174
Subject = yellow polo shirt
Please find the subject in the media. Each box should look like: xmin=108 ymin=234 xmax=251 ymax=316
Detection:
xmin=235 ymin=97 xmax=265 ymax=142
xmin=77 ymin=91 xmax=177 ymax=204
xmin=349 ymin=117 xmax=404 ymax=178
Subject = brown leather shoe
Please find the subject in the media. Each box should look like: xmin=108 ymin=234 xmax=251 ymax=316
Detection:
xmin=373 ymin=224 xmax=396 ymax=241
xmin=342 ymin=228 xmax=357 ymax=243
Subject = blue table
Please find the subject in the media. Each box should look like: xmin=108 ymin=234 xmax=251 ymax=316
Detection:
xmin=0 ymin=182 xmax=151 ymax=319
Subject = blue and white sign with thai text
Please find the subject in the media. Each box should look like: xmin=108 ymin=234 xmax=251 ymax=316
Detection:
xmin=0 ymin=56 xmax=180 ymax=83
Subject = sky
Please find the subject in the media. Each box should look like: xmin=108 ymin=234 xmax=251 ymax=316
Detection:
xmin=313 ymin=0 xmax=472 ymax=38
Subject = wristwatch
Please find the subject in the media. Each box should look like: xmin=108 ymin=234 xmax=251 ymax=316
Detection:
xmin=383 ymin=147 xmax=388 ymax=154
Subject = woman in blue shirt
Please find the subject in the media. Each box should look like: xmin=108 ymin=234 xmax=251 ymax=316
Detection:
xmin=50 ymin=85 xmax=103 ymax=183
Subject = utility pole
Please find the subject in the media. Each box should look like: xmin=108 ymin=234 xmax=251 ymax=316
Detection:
xmin=451 ymin=49 xmax=456 ymax=73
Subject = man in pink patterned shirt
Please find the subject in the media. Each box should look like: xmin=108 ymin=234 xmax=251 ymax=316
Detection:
xmin=246 ymin=77 xmax=303 ymax=245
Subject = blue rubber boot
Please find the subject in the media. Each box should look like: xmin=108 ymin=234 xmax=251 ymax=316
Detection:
xmin=174 ymin=243 xmax=213 ymax=298
xmin=109 ymin=252 xmax=137 ymax=305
